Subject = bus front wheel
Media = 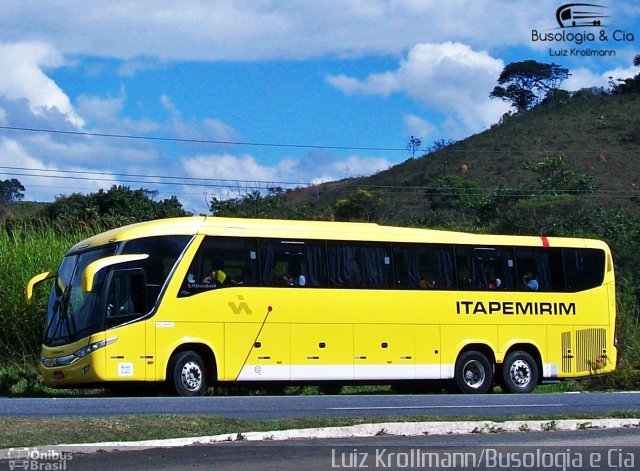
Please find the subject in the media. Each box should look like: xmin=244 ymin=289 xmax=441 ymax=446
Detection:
xmin=455 ymin=351 xmax=493 ymax=394
xmin=169 ymin=351 xmax=207 ymax=396
xmin=500 ymin=351 xmax=539 ymax=394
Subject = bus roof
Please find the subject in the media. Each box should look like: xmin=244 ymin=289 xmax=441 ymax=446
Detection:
xmin=68 ymin=216 xmax=610 ymax=253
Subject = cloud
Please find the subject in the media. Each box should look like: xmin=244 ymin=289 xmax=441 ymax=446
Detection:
xmin=328 ymin=42 xmax=510 ymax=138
xmin=76 ymin=92 xmax=125 ymax=125
xmin=403 ymin=114 xmax=438 ymax=142
xmin=180 ymin=149 xmax=392 ymax=198
xmin=0 ymin=1 xmax=551 ymax=62
xmin=182 ymin=153 xmax=278 ymax=183
xmin=564 ymin=66 xmax=639 ymax=91
xmin=0 ymin=42 xmax=84 ymax=127
xmin=327 ymin=72 xmax=399 ymax=96
xmin=0 ymin=138 xmax=117 ymax=202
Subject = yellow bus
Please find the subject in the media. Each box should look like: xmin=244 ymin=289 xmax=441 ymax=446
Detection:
xmin=27 ymin=217 xmax=616 ymax=396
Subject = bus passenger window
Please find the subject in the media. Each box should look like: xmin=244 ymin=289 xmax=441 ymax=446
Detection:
xmin=260 ymin=240 xmax=327 ymax=288
xmin=515 ymin=248 xmax=564 ymax=292
xmin=454 ymin=246 xmax=516 ymax=291
xmin=180 ymin=237 xmax=259 ymax=296
xmin=327 ymin=243 xmax=392 ymax=289
xmin=563 ymin=248 xmax=605 ymax=292
xmin=393 ymin=245 xmax=454 ymax=290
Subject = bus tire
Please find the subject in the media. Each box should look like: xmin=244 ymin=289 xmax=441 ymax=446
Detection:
xmin=455 ymin=351 xmax=493 ymax=394
xmin=170 ymin=351 xmax=207 ymax=397
xmin=501 ymin=351 xmax=538 ymax=394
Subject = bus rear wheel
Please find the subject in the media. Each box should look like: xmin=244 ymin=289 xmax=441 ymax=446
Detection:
xmin=500 ymin=351 xmax=539 ymax=394
xmin=455 ymin=351 xmax=493 ymax=394
xmin=170 ymin=351 xmax=207 ymax=396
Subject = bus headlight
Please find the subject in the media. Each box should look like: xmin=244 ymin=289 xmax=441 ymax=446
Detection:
xmin=74 ymin=337 xmax=118 ymax=359
xmin=41 ymin=337 xmax=118 ymax=367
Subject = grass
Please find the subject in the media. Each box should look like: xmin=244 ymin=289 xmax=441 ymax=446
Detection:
xmin=2 ymin=412 xmax=640 ymax=448
xmin=0 ymin=225 xmax=92 ymax=359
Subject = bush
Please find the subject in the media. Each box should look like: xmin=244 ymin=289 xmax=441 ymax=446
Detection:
xmin=0 ymin=361 xmax=48 ymax=396
xmin=333 ymin=189 xmax=384 ymax=222
xmin=581 ymin=365 xmax=640 ymax=391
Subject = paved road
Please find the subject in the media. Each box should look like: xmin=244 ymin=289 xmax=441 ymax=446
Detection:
xmin=1 ymin=392 xmax=639 ymax=418
xmin=10 ymin=428 xmax=640 ymax=471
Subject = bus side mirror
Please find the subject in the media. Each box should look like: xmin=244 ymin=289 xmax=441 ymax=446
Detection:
xmin=82 ymin=254 xmax=149 ymax=293
xmin=26 ymin=271 xmax=57 ymax=305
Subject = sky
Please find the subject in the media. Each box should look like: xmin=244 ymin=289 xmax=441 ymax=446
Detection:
xmin=0 ymin=0 xmax=639 ymax=213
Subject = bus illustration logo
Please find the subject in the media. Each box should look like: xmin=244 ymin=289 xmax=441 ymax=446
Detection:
xmin=556 ymin=3 xmax=609 ymax=28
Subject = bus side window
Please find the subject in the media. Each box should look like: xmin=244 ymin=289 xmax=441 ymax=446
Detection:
xmin=393 ymin=244 xmax=454 ymax=290
xmin=327 ymin=242 xmax=392 ymax=289
xmin=181 ymin=237 xmax=259 ymax=296
xmin=260 ymin=240 xmax=327 ymax=287
xmin=121 ymin=235 xmax=191 ymax=305
xmin=515 ymin=248 xmax=564 ymax=292
xmin=106 ymin=269 xmax=147 ymax=328
xmin=563 ymin=248 xmax=605 ymax=292
xmin=454 ymin=246 xmax=516 ymax=291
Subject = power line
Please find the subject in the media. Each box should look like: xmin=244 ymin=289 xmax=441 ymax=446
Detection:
xmin=0 ymin=124 xmax=634 ymax=156
xmin=0 ymin=166 xmax=310 ymax=187
xmin=0 ymin=125 xmax=407 ymax=152
xmin=0 ymin=170 xmax=293 ymax=190
xmin=3 ymin=165 xmax=640 ymax=199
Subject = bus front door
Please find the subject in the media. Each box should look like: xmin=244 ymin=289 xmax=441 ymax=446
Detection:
xmin=103 ymin=269 xmax=149 ymax=381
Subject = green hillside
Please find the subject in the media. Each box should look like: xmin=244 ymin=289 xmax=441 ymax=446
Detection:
xmin=290 ymin=90 xmax=640 ymax=224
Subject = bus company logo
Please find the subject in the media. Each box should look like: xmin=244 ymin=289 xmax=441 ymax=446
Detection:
xmin=531 ymin=3 xmax=635 ymax=58
xmin=556 ymin=3 xmax=608 ymax=28
xmin=228 ymin=295 xmax=252 ymax=315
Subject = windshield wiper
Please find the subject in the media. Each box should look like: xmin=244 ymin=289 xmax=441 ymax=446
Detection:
xmin=45 ymin=289 xmax=77 ymax=343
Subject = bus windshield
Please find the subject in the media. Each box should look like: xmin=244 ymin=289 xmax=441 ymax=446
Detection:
xmin=44 ymin=246 xmax=116 ymax=346
xmin=44 ymin=245 xmax=116 ymax=345
xmin=43 ymin=235 xmax=193 ymax=346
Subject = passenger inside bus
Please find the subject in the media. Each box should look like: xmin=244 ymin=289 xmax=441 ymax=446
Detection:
xmin=523 ymin=273 xmax=539 ymax=291
xmin=202 ymin=268 xmax=227 ymax=286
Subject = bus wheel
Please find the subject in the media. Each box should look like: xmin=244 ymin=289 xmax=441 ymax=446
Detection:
xmin=455 ymin=351 xmax=493 ymax=394
xmin=501 ymin=351 xmax=539 ymax=394
xmin=170 ymin=351 xmax=207 ymax=396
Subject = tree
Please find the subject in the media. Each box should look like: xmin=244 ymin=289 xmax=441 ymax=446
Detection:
xmin=40 ymin=185 xmax=190 ymax=226
xmin=425 ymin=175 xmax=487 ymax=211
xmin=525 ymin=155 xmax=596 ymax=196
xmin=0 ymin=178 xmax=25 ymax=207
xmin=333 ymin=189 xmax=383 ymax=222
xmin=406 ymin=136 xmax=422 ymax=159
xmin=609 ymin=54 xmax=640 ymax=95
xmin=490 ymin=60 xmax=570 ymax=112
xmin=209 ymin=187 xmax=318 ymax=220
